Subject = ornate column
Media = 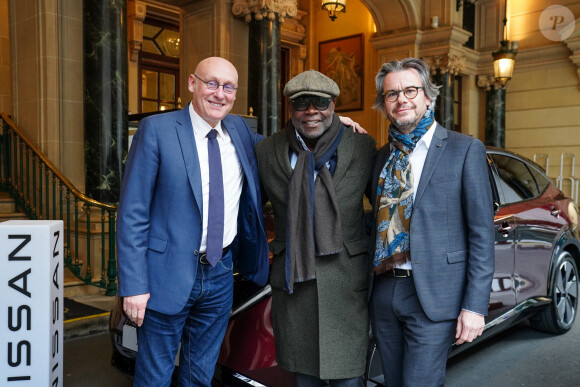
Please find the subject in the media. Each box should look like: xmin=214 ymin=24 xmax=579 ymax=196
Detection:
xmin=433 ymin=69 xmax=454 ymax=130
xmin=564 ymin=22 xmax=580 ymax=88
xmin=127 ymin=0 xmax=146 ymax=62
xmin=477 ymin=75 xmax=505 ymax=148
xmin=427 ymin=54 xmax=464 ymax=131
xmin=232 ymin=0 xmax=297 ymax=136
xmin=83 ymin=0 xmax=128 ymax=203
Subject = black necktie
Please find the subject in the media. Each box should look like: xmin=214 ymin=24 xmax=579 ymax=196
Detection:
xmin=206 ymin=129 xmax=224 ymax=266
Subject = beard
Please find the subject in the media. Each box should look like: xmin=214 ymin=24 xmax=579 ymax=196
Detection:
xmin=389 ymin=107 xmax=429 ymax=134
xmin=393 ymin=116 xmax=420 ymax=133
xmin=294 ymin=113 xmax=334 ymax=139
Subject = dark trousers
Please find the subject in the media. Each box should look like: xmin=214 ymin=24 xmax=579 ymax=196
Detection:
xmin=370 ymin=274 xmax=456 ymax=387
xmin=295 ymin=373 xmax=364 ymax=387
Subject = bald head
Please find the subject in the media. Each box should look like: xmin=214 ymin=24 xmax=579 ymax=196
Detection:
xmin=188 ymin=57 xmax=239 ymax=127
xmin=195 ymin=57 xmax=238 ymax=83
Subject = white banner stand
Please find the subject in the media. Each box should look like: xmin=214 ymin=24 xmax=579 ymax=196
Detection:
xmin=0 ymin=220 xmax=64 ymax=386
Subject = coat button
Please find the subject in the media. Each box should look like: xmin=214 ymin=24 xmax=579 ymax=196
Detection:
xmin=194 ymin=250 xmax=199 ymax=256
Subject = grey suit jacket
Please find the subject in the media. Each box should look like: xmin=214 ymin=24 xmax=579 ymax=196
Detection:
xmin=369 ymin=123 xmax=495 ymax=321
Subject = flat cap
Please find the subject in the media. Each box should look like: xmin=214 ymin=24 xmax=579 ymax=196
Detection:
xmin=283 ymin=70 xmax=340 ymax=99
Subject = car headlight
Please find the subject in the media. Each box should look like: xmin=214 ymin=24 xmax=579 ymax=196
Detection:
xmin=568 ymin=201 xmax=579 ymax=239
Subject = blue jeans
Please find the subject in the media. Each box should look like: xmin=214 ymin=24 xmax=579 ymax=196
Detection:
xmin=134 ymin=251 xmax=234 ymax=387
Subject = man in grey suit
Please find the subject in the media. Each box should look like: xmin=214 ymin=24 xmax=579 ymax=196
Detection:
xmin=369 ymin=58 xmax=495 ymax=386
xmin=256 ymin=70 xmax=376 ymax=386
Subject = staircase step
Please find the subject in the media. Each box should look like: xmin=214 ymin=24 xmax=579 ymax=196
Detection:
xmin=0 ymin=213 xmax=28 ymax=221
xmin=64 ymin=265 xmax=110 ymax=297
xmin=0 ymin=192 xmax=16 ymax=213
xmin=0 ymin=201 xmax=16 ymax=213
xmin=0 ymin=192 xmax=26 ymax=220
xmin=64 ymin=281 xmax=108 ymax=297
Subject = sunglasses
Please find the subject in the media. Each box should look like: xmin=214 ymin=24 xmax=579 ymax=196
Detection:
xmin=291 ymin=96 xmax=332 ymax=111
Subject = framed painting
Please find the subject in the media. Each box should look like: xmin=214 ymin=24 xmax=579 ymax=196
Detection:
xmin=318 ymin=33 xmax=364 ymax=112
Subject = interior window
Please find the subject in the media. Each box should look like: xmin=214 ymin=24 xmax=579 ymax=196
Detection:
xmin=527 ymin=164 xmax=551 ymax=194
xmin=491 ymin=154 xmax=539 ymax=204
xmin=139 ymin=18 xmax=180 ymax=113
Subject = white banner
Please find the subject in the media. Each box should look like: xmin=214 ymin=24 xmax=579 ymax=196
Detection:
xmin=0 ymin=220 xmax=64 ymax=386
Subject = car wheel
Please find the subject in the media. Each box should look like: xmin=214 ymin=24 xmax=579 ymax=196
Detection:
xmin=530 ymin=251 xmax=578 ymax=334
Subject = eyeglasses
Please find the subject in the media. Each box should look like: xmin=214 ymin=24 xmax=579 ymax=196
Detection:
xmin=291 ymin=96 xmax=332 ymax=112
xmin=194 ymin=74 xmax=237 ymax=95
xmin=383 ymin=86 xmax=424 ymax=102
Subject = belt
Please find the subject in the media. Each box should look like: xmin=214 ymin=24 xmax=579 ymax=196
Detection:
xmin=198 ymin=245 xmax=231 ymax=265
xmin=383 ymin=268 xmax=412 ymax=278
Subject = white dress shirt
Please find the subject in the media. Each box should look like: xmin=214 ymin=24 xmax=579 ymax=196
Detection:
xmin=396 ymin=121 xmax=436 ymax=270
xmin=189 ymin=104 xmax=243 ymax=251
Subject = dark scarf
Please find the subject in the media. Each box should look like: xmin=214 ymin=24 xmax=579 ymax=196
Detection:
xmin=285 ymin=114 xmax=344 ymax=293
xmin=373 ymin=110 xmax=434 ymax=274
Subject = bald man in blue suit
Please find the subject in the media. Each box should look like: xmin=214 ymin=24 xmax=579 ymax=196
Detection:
xmin=116 ymin=57 xmax=269 ymax=386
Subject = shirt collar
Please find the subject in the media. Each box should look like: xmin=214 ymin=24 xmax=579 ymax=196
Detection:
xmin=295 ymin=131 xmax=310 ymax=151
xmin=416 ymin=121 xmax=437 ymax=150
xmin=189 ymin=103 xmax=224 ymax=138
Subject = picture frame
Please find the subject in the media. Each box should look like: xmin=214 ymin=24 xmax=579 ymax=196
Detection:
xmin=318 ymin=33 xmax=364 ymax=112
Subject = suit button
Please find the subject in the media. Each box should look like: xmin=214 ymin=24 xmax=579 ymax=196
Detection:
xmin=194 ymin=250 xmax=199 ymax=256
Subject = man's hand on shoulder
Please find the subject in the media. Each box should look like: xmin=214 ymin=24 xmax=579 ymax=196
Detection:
xmin=339 ymin=116 xmax=367 ymax=134
xmin=123 ymin=293 xmax=150 ymax=327
xmin=455 ymin=309 xmax=485 ymax=345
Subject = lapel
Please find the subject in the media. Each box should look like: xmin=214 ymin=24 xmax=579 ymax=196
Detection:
xmin=332 ymin=125 xmax=352 ymax=187
xmin=273 ymin=131 xmax=293 ymax=181
xmin=224 ymin=116 xmax=258 ymax=207
xmin=174 ymin=106 xmax=203 ymax=215
xmin=372 ymin=144 xmax=391 ymax=213
xmin=413 ymin=123 xmax=448 ymax=208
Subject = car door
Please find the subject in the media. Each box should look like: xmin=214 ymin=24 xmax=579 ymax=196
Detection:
xmin=487 ymin=154 xmax=517 ymax=321
xmin=489 ymin=153 xmax=568 ymax=306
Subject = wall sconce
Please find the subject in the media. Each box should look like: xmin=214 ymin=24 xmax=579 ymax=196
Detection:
xmin=431 ymin=16 xmax=439 ymax=28
xmin=492 ymin=40 xmax=517 ymax=87
xmin=492 ymin=0 xmax=517 ymax=87
xmin=322 ymin=0 xmax=346 ymax=21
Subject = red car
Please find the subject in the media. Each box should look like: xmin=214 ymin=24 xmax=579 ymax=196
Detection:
xmin=110 ymin=147 xmax=580 ymax=386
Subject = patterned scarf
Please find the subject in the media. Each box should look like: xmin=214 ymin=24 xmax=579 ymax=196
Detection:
xmin=285 ymin=114 xmax=344 ymax=293
xmin=373 ymin=110 xmax=434 ymax=273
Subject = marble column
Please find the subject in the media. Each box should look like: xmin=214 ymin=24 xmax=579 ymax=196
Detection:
xmin=83 ymin=0 xmax=128 ymax=203
xmin=433 ymin=69 xmax=454 ymax=131
xmin=232 ymin=0 xmax=297 ymax=136
xmin=485 ymin=86 xmax=506 ymax=148
xmin=248 ymin=18 xmax=281 ymax=136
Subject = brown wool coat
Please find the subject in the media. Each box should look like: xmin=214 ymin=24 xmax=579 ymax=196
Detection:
xmin=256 ymin=128 xmax=376 ymax=379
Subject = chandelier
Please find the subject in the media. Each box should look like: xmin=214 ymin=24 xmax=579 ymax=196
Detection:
xmin=322 ymin=0 xmax=346 ymax=21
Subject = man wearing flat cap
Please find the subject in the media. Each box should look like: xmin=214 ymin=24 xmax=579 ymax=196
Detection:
xmin=256 ymin=70 xmax=376 ymax=386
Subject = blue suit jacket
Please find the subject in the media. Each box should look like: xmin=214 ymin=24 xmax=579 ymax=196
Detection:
xmin=116 ymin=106 xmax=269 ymax=315
xmin=370 ymin=123 xmax=495 ymax=321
